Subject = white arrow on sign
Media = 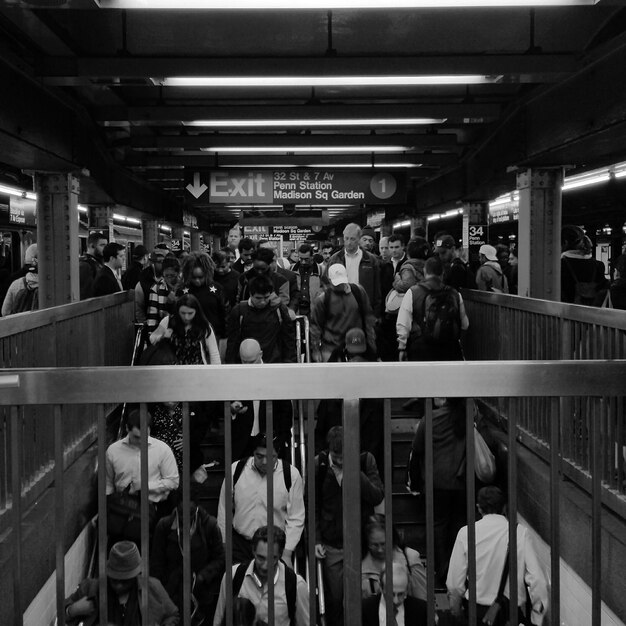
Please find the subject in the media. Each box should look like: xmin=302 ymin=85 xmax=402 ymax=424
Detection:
xmin=186 ymin=172 xmax=208 ymax=199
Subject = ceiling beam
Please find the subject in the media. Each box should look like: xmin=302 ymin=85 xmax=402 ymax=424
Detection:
xmin=37 ymin=54 xmax=577 ymax=85
xmin=123 ymin=153 xmax=456 ymax=167
xmin=128 ymin=133 xmax=458 ymax=150
xmin=96 ymin=103 xmax=500 ymax=125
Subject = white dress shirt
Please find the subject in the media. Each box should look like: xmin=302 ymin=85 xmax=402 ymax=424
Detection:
xmin=379 ymin=595 xmax=404 ymax=626
xmin=344 ymin=248 xmax=363 ymax=284
xmin=217 ymin=457 xmax=306 ymax=552
xmin=105 ymin=435 xmax=179 ymax=502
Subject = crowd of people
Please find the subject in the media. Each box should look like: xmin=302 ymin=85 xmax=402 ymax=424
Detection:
xmin=56 ymin=224 xmax=555 ymax=625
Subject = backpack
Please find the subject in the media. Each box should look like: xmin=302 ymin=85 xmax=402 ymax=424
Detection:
xmin=564 ymin=257 xmax=601 ymax=306
xmin=12 ymin=279 xmax=38 ymax=314
xmin=233 ymin=457 xmax=292 ymax=493
xmin=410 ymin=284 xmax=461 ymax=345
xmin=323 ymin=283 xmax=367 ymax=331
xmin=232 ymin=559 xmax=297 ymax=626
xmin=238 ymin=301 xmax=283 ymax=328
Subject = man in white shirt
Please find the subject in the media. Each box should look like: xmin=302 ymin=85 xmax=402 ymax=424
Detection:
xmin=213 ymin=526 xmax=309 ymax=626
xmin=217 ymin=431 xmax=305 ymax=565
xmin=446 ymin=486 xmax=548 ymax=625
xmin=105 ymin=409 xmax=179 ymax=543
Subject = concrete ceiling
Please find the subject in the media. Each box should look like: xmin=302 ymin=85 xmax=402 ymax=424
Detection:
xmin=0 ymin=1 xmax=626 ymax=231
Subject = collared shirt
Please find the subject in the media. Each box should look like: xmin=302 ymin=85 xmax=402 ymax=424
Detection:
xmin=217 ymin=457 xmax=305 ymax=552
xmin=396 ymin=286 xmax=469 ymax=350
xmin=446 ymin=514 xmax=549 ymax=616
xmin=213 ymin=560 xmax=309 ymax=626
xmin=105 ymin=435 xmax=179 ymax=502
xmin=379 ymin=595 xmax=404 ymax=626
xmin=391 ymin=254 xmax=406 ymax=273
xmin=329 ymin=454 xmax=343 ymax=486
xmin=344 ymin=247 xmax=363 ymax=284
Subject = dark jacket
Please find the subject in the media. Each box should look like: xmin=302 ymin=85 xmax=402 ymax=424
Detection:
xmin=561 ymin=255 xmax=609 ymax=305
xmin=443 ymin=257 xmax=476 ymax=291
xmin=380 ymin=255 xmax=406 ymax=301
xmin=226 ymin=301 xmax=296 ymax=364
xmin=93 ymin=265 xmax=123 ymax=297
xmin=178 ymin=282 xmax=227 ymax=338
xmin=276 ymin=265 xmax=301 ymax=311
xmin=315 ymin=450 xmax=383 ymax=548
xmin=361 ymin=595 xmax=428 ymax=626
xmin=214 ymin=269 xmax=241 ymax=310
xmin=327 ymin=249 xmax=382 ymax=316
xmin=65 ymin=577 xmax=179 ymax=625
xmin=122 ymin=260 xmax=144 ymax=291
xmin=79 ymin=254 xmax=104 ymax=300
xmin=151 ymin=506 xmax=224 ymax=616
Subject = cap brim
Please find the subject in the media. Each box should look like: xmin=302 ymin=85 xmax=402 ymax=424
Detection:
xmin=330 ymin=277 xmax=349 ymax=286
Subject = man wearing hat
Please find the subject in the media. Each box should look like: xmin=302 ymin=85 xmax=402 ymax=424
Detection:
xmin=310 ymin=263 xmax=377 ymax=363
xmin=217 ymin=431 xmax=305 ymax=564
xmin=476 ymin=244 xmax=509 ymax=293
xmin=433 ymin=232 xmax=476 ymax=291
xmin=359 ymin=225 xmax=377 ymax=253
xmin=327 ymin=223 xmax=382 ymax=316
xmin=63 ymin=540 xmax=179 ymax=624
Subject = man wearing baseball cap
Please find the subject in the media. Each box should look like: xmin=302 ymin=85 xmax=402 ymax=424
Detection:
xmin=433 ymin=232 xmax=476 ymax=290
xmin=476 ymin=244 xmax=509 ymax=293
xmin=63 ymin=540 xmax=179 ymax=624
xmin=310 ymin=264 xmax=377 ymax=362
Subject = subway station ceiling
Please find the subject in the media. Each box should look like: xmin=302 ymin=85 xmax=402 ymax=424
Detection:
xmin=1 ymin=1 xmax=626 ymax=230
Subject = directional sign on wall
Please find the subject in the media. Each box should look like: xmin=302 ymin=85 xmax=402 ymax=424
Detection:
xmin=184 ymin=169 xmax=406 ymax=205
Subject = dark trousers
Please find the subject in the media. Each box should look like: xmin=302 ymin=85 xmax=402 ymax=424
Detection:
xmin=232 ymin=529 xmax=254 ymax=564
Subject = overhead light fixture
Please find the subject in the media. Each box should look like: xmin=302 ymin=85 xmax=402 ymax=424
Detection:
xmin=200 ymin=145 xmax=411 ymax=154
xmin=0 ymin=184 xmax=36 ymax=200
xmin=184 ymin=118 xmax=446 ymax=128
xmin=562 ymin=172 xmax=610 ymax=192
xmin=158 ymin=75 xmax=497 ymax=87
xmin=100 ymin=1 xmax=598 ymax=9
xmin=393 ymin=220 xmax=411 ymax=229
xmin=308 ymin=163 xmax=422 ymax=168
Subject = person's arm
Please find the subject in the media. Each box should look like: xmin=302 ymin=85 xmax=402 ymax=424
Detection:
xmin=147 ymin=445 xmax=179 ymax=496
xmin=359 ymin=286 xmax=378 ymax=354
xmin=150 ymin=316 xmax=171 ymax=345
xmin=216 ymin=478 xmax=227 ymax=544
xmin=309 ymin=293 xmax=326 ymax=363
xmin=360 ymin=452 xmax=384 ymax=506
xmin=522 ymin=529 xmax=549 ymax=625
xmin=284 ymin=468 xmax=306 ymax=554
xmin=371 ymin=258 xmax=382 ymax=317
xmin=205 ymin=327 xmax=221 ymax=364
xmin=212 ymin=572 xmax=228 ymax=626
xmin=288 ymin=273 xmax=300 ymax=311
xmin=1 ymin=280 xmax=17 ymax=316
xmin=197 ymin=516 xmax=226 ymax=588
xmin=446 ymin=528 xmax=468 ymax=616
xmin=105 ymin=447 xmax=115 ymax=495
xmin=150 ymin=578 xmax=180 ymax=625
xmin=279 ymin=305 xmax=297 ymax=363
xmin=457 ymin=293 xmax=470 ymax=332
xmin=393 ymin=264 xmax=418 ymax=293
xmin=475 ymin=266 xmax=490 ymax=291
xmin=396 ymin=289 xmax=414 ymax=356
xmin=278 ymin=279 xmax=290 ymax=307
xmin=64 ymin=580 xmax=97 ymax=623
xmin=225 ymin=305 xmax=241 ymax=364
xmin=295 ymin=574 xmax=310 ymax=626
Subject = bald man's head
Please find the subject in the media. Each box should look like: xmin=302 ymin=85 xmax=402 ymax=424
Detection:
xmin=381 ymin=562 xmax=409 ymax=609
xmin=240 ymin=338 xmax=263 ymax=364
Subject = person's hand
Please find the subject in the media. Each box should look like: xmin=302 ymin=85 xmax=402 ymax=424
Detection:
xmin=230 ymin=401 xmax=248 ymax=415
xmin=67 ymin=597 xmax=96 ymax=618
xmin=128 ymin=480 xmax=140 ymax=494
xmin=398 ymin=349 xmax=408 ymax=362
xmin=315 ymin=543 xmax=326 ymax=559
xmin=269 ymin=293 xmax=282 ymax=308
xmin=287 ymin=308 xmax=297 ymax=320
xmin=162 ymin=327 xmax=173 ymax=339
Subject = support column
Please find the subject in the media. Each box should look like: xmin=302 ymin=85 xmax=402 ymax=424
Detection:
xmin=142 ymin=219 xmax=159 ymax=251
xmin=35 ymin=173 xmax=80 ymax=307
xmin=88 ymin=205 xmax=115 ymax=242
xmin=516 ymin=168 xmax=563 ymax=300
xmin=172 ymin=226 xmax=185 ymax=253
xmin=462 ymin=201 xmax=489 ymax=269
xmin=190 ymin=230 xmax=202 ymax=252
xmin=410 ymin=216 xmax=427 ymax=239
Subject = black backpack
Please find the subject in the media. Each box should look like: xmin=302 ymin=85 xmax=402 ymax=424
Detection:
xmin=232 ymin=559 xmax=297 ymax=626
xmin=564 ymin=257 xmax=601 ymax=306
xmin=411 ymin=283 xmax=461 ymax=344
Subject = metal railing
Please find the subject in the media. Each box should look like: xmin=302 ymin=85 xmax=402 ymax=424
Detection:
xmin=1 ymin=361 xmax=624 ymax=625
xmin=0 ymin=292 xmax=135 ymax=518
xmin=463 ymin=290 xmax=626 ymax=507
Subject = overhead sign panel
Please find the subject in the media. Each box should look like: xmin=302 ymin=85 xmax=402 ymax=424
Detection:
xmin=184 ymin=169 xmax=405 ymax=205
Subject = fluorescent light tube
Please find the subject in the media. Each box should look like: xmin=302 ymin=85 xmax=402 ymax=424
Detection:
xmin=200 ymin=145 xmax=410 ymax=153
xmin=101 ymin=1 xmax=598 ymax=9
xmin=393 ymin=220 xmax=411 ymax=229
xmin=307 ymin=163 xmax=422 ymax=168
xmin=185 ymin=118 xmax=446 ymax=128
xmin=562 ymin=173 xmax=610 ymax=191
xmin=159 ymin=75 xmax=496 ymax=87
xmin=0 ymin=184 xmax=36 ymax=200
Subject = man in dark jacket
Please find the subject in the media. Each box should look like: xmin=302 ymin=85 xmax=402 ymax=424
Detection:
xmin=362 ymin=562 xmax=427 ymax=625
xmin=315 ymin=426 xmax=384 ymax=626
xmin=93 ymin=242 xmax=125 ymax=296
xmin=122 ymin=244 xmax=149 ymax=290
xmin=226 ymin=274 xmax=296 ymax=364
xmin=79 ymin=231 xmax=107 ymax=299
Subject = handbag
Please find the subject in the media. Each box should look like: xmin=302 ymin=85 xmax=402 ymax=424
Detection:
xmin=139 ymin=338 xmax=177 ymax=365
xmin=474 ymin=425 xmax=496 ymax=483
xmin=482 ymin=545 xmax=509 ymax=625
xmin=107 ymin=485 xmax=156 ymax=538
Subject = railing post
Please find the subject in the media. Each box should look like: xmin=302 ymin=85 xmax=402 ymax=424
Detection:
xmin=11 ymin=406 xmax=23 ymax=626
xmin=342 ymin=398 xmax=361 ymax=626
xmin=54 ymin=405 xmax=66 ymax=626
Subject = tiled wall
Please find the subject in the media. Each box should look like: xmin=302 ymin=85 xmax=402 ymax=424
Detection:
xmin=521 ymin=515 xmax=624 ymax=626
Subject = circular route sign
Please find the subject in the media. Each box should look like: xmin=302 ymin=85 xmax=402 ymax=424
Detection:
xmin=369 ymin=173 xmax=397 ymax=200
